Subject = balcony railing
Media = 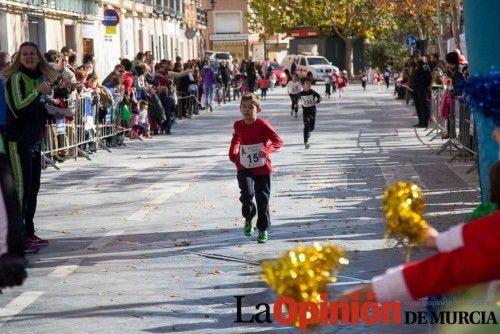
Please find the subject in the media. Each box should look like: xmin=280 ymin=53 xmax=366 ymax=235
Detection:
xmin=196 ymin=8 xmax=207 ymax=26
xmin=11 ymin=0 xmax=96 ymax=16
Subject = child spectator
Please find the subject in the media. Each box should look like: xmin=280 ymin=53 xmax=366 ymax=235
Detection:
xmin=137 ymin=100 xmax=151 ymax=139
xmin=229 ymin=93 xmax=283 ymax=243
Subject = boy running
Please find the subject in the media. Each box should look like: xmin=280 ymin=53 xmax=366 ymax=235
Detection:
xmin=298 ymin=79 xmax=321 ymax=149
xmin=229 ymin=93 xmax=283 ymax=243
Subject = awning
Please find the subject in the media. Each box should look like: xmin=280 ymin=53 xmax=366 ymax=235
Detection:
xmin=213 ymin=40 xmax=247 ymax=46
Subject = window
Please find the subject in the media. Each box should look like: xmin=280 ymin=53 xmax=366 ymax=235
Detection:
xmin=214 ymin=12 xmax=241 ymax=34
xmin=300 ymin=58 xmax=306 ymax=66
xmin=307 ymin=57 xmax=330 ymax=65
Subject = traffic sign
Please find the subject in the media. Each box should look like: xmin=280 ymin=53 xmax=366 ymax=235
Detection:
xmin=102 ymin=8 xmax=120 ymax=27
xmin=405 ymin=35 xmax=417 ymax=47
xmin=185 ymin=28 xmax=196 ymax=40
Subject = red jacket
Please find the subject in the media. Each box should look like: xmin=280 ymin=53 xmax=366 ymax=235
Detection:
xmin=372 ymin=210 xmax=500 ymax=301
xmin=229 ymin=118 xmax=283 ymax=175
xmin=122 ymin=72 xmax=134 ymax=94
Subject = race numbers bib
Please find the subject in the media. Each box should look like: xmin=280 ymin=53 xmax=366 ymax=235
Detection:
xmin=240 ymin=143 xmax=265 ymax=169
xmin=301 ymin=95 xmax=315 ymax=108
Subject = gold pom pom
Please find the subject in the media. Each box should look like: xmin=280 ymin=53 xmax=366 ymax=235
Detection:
xmin=383 ymin=181 xmax=428 ymax=244
xmin=261 ymin=242 xmax=348 ymax=329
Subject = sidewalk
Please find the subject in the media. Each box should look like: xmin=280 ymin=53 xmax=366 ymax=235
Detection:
xmin=0 ymin=84 xmax=480 ymax=333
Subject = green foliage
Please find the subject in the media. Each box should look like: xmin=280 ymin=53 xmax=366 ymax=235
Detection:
xmin=366 ymin=37 xmax=408 ymax=70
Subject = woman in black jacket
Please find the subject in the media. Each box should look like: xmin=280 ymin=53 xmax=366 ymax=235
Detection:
xmin=3 ymin=42 xmax=58 ymax=253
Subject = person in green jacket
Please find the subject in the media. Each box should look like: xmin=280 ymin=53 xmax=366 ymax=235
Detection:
xmin=3 ymin=42 xmax=58 ymax=253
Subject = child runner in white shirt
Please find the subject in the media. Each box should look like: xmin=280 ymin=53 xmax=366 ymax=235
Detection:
xmin=287 ymin=73 xmax=302 ymax=118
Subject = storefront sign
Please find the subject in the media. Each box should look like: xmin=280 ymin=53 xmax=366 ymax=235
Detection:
xmin=209 ymin=33 xmax=249 ymax=41
xmin=287 ymin=28 xmax=320 ymax=38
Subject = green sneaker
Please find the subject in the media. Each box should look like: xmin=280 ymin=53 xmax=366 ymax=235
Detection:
xmin=257 ymin=230 xmax=268 ymax=243
xmin=305 ymin=142 xmax=310 ymax=149
xmin=244 ymin=216 xmax=256 ymax=236
xmin=295 ymin=112 xmax=298 ymax=118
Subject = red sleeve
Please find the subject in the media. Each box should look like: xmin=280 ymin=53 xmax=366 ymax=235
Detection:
xmin=403 ymin=238 xmax=500 ymax=300
xmin=462 ymin=211 xmax=500 ymax=246
xmin=261 ymin=120 xmax=283 ymax=155
xmin=229 ymin=123 xmax=240 ymax=163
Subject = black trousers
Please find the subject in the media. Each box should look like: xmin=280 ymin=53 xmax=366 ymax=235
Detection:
xmin=237 ymin=169 xmax=271 ymax=232
xmin=325 ymin=83 xmax=331 ymax=96
xmin=289 ymin=94 xmax=299 ymax=113
xmin=414 ymin=88 xmax=430 ymax=126
xmin=303 ymin=107 xmax=317 ymax=143
xmin=384 ymin=76 xmax=390 ymax=89
xmin=6 ymin=141 xmax=41 ymax=237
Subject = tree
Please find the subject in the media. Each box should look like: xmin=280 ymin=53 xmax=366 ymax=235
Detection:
xmin=366 ymin=36 xmax=409 ymax=70
xmin=248 ymin=0 xmax=398 ymax=76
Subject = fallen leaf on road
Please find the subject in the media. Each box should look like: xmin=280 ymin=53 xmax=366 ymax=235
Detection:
xmin=210 ymin=270 xmax=222 ymax=275
xmin=194 ymin=272 xmax=203 ymax=277
xmin=174 ymin=240 xmax=191 ymax=247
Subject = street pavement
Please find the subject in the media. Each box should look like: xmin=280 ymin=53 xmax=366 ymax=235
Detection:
xmin=0 ymin=84 xmax=480 ymax=333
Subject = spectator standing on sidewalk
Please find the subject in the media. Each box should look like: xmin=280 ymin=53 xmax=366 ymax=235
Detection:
xmin=3 ymin=42 xmax=58 ymax=253
xmin=0 ymin=135 xmax=27 ymax=288
xmin=0 ymin=51 xmax=11 ymax=134
xmin=201 ymin=60 xmax=216 ymax=112
xmin=218 ymin=60 xmax=232 ymax=103
xmin=411 ymin=53 xmax=432 ymax=128
xmin=229 ymin=93 xmax=283 ymax=244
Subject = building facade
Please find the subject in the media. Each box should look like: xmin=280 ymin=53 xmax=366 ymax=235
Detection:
xmin=0 ymin=0 xmax=207 ymax=77
xmin=202 ymin=0 xmax=257 ymax=61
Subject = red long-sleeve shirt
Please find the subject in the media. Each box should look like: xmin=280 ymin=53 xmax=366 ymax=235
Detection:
xmin=372 ymin=210 xmax=500 ymax=301
xmin=229 ymin=118 xmax=283 ymax=175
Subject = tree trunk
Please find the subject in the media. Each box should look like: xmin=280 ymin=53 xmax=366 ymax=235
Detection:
xmin=416 ymin=19 xmax=425 ymax=40
xmin=344 ymin=38 xmax=353 ymax=77
xmin=450 ymin=0 xmax=461 ymax=51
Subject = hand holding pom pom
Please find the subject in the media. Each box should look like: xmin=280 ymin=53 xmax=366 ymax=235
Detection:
xmin=382 ymin=182 xmax=429 ymax=246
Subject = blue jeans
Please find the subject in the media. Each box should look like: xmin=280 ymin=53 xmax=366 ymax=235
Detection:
xmin=204 ymin=84 xmax=214 ymax=108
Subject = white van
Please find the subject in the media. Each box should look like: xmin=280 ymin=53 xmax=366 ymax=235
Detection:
xmin=282 ymin=54 xmax=339 ymax=83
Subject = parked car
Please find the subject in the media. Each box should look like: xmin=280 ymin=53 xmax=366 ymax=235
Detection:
xmin=209 ymin=52 xmax=234 ymax=71
xmin=269 ymin=61 xmax=288 ymax=87
xmin=282 ymin=54 xmax=339 ymax=84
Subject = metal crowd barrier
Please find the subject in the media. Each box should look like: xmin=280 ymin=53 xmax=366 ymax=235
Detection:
xmin=436 ymin=95 xmax=478 ymax=173
xmin=426 ymin=87 xmax=447 ymax=141
xmin=41 ymin=93 xmax=130 ymax=170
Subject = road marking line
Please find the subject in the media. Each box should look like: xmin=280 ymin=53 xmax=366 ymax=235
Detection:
xmin=47 ymin=265 xmax=79 ymax=278
xmin=46 ymin=230 xmax=124 ymax=278
xmin=0 ymin=291 xmax=45 ymax=326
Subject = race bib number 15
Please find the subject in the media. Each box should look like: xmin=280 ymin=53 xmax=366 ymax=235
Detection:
xmin=240 ymin=143 xmax=265 ymax=169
